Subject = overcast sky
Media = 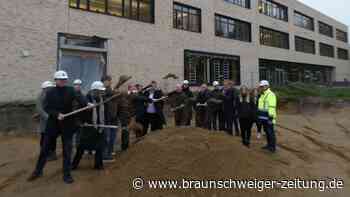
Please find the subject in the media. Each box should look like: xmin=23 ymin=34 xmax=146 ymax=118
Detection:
xmin=298 ymin=0 xmax=349 ymax=31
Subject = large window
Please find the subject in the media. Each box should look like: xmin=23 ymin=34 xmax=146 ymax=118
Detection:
xmin=260 ymin=26 xmax=289 ymax=49
xmin=69 ymin=0 xmax=155 ymax=23
xmin=295 ymin=36 xmax=315 ymax=54
xmin=319 ymin=21 xmax=333 ymax=37
xmin=184 ymin=50 xmax=240 ymax=86
xmin=259 ymin=59 xmax=333 ymax=85
xmin=173 ymin=2 xmax=201 ymax=33
xmin=337 ymin=48 xmax=349 ymax=60
xmin=319 ymin=43 xmax=334 ymax=58
xmin=294 ymin=11 xmax=314 ymax=31
xmin=224 ymin=0 xmax=250 ymax=9
xmin=215 ymin=14 xmax=251 ymax=42
xmin=336 ymin=29 xmax=348 ymax=43
xmin=258 ymin=0 xmax=288 ymax=22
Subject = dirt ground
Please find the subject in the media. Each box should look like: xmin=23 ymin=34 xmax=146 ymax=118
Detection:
xmin=1 ymin=107 xmax=350 ymax=197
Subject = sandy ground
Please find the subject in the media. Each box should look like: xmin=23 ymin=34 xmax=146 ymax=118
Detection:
xmin=1 ymin=107 xmax=350 ymax=197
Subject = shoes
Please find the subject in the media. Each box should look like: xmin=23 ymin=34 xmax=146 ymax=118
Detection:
xmin=27 ymin=172 xmax=42 ymax=182
xmin=63 ymin=175 xmax=74 ymax=184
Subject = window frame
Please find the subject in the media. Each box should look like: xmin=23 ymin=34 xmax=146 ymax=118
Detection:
xmin=318 ymin=21 xmax=334 ymax=38
xmin=336 ymin=29 xmax=348 ymax=43
xmin=260 ymin=26 xmax=290 ymax=49
xmin=258 ymin=0 xmax=288 ymax=22
xmin=215 ymin=13 xmax=252 ymax=42
xmin=337 ymin=48 xmax=349 ymax=60
xmin=68 ymin=0 xmax=155 ymax=24
xmin=173 ymin=2 xmax=202 ymax=33
xmin=294 ymin=11 xmax=314 ymax=31
xmin=295 ymin=36 xmax=315 ymax=54
xmin=319 ymin=42 xmax=335 ymax=58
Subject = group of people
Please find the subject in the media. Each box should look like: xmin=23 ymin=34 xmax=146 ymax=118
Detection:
xmin=28 ymin=70 xmax=277 ymax=184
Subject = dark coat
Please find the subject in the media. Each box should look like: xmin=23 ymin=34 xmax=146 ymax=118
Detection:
xmin=208 ymin=88 xmax=225 ymax=112
xmin=195 ymin=90 xmax=210 ymax=110
xmin=130 ymin=93 xmax=151 ymax=121
xmin=44 ymin=86 xmax=87 ymax=136
xmin=236 ymin=96 xmax=257 ymax=120
xmin=144 ymin=89 xmax=166 ymax=124
xmin=222 ymin=88 xmax=239 ymax=118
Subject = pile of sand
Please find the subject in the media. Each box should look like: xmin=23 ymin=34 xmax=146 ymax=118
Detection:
xmin=1 ymin=107 xmax=350 ymax=197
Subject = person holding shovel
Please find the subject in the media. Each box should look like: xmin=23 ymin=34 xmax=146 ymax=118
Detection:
xmin=28 ymin=70 xmax=87 ymax=184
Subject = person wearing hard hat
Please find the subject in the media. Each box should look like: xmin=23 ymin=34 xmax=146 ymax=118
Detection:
xmin=28 ymin=70 xmax=87 ymax=184
xmin=72 ymin=81 xmax=107 ymax=170
xmin=36 ymin=81 xmax=56 ymax=159
xmin=207 ymin=81 xmax=225 ymax=131
xmin=195 ymin=84 xmax=211 ymax=129
xmin=182 ymin=80 xmax=194 ymax=126
xmin=257 ymin=80 xmax=277 ymax=153
xmin=72 ymin=79 xmax=86 ymax=148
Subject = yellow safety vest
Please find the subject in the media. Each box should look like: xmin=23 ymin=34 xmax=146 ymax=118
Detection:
xmin=258 ymin=88 xmax=277 ymax=124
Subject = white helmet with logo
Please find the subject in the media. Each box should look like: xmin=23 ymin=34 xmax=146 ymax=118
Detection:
xmin=54 ymin=70 xmax=68 ymax=80
xmin=183 ymin=80 xmax=190 ymax=85
xmin=41 ymin=81 xmax=55 ymax=89
xmin=213 ymin=81 xmax=219 ymax=86
xmin=73 ymin=79 xmax=82 ymax=85
xmin=91 ymin=81 xmax=106 ymax=91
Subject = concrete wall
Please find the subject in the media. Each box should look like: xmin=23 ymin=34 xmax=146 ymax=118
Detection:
xmin=0 ymin=0 xmax=349 ymax=104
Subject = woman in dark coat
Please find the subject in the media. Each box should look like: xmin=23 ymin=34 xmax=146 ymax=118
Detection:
xmin=237 ymin=86 xmax=257 ymax=147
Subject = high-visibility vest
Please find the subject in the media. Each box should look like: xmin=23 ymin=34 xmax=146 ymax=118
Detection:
xmin=258 ymin=88 xmax=277 ymax=124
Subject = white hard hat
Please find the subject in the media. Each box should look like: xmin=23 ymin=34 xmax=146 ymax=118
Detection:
xmin=183 ymin=80 xmax=189 ymax=85
xmin=41 ymin=81 xmax=55 ymax=89
xmin=91 ymin=81 xmax=106 ymax=91
xmin=73 ymin=79 xmax=82 ymax=85
xmin=54 ymin=70 xmax=68 ymax=80
xmin=259 ymin=80 xmax=270 ymax=87
xmin=213 ymin=81 xmax=219 ymax=86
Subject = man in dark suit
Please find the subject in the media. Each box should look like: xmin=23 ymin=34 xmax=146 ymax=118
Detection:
xmin=143 ymin=81 xmax=166 ymax=133
xmin=27 ymin=70 xmax=87 ymax=184
xmin=222 ymin=80 xmax=240 ymax=136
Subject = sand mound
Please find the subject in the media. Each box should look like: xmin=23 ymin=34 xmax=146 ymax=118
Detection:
xmin=1 ymin=108 xmax=350 ymax=197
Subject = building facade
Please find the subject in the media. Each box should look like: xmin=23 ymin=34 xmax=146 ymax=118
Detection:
xmin=0 ymin=0 xmax=349 ymax=103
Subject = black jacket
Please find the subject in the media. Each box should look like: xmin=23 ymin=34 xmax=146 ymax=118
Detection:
xmin=222 ymin=88 xmax=239 ymax=116
xmin=208 ymin=88 xmax=225 ymax=111
xmin=131 ymin=93 xmax=151 ymax=120
xmin=44 ymin=86 xmax=87 ymax=135
xmin=196 ymin=90 xmax=210 ymax=110
xmin=144 ymin=89 xmax=166 ymax=124
xmin=236 ymin=96 xmax=257 ymax=120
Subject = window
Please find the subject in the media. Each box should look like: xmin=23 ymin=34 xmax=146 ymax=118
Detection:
xmin=336 ymin=29 xmax=348 ymax=43
xmin=69 ymin=0 xmax=155 ymax=23
xmin=337 ymin=48 xmax=349 ymax=60
xmin=224 ymin=0 xmax=250 ymax=9
xmin=184 ymin=50 xmax=240 ymax=85
xmin=215 ymin=14 xmax=251 ymax=42
xmin=173 ymin=2 xmax=201 ymax=33
xmin=319 ymin=43 xmax=334 ymax=58
xmin=260 ymin=26 xmax=289 ymax=49
xmin=295 ymin=36 xmax=315 ymax=54
xmin=319 ymin=21 xmax=333 ymax=37
xmin=294 ymin=11 xmax=314 ymax=31
xmin=258 ymin=0 xmax=288 ymax=22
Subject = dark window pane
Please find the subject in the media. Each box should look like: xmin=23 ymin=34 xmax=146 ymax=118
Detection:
xmin=69 ymin=0 xmax=78 ymax=8
xmin=295 ymin=36 xmax=315 ymax=54
xmin=294 ymin=11 xmax=314 ymax=31
xmin=79 ymin=0 xmax=88 ymax=9
xmin=139 ymin=0 xmax=152 ymax=22
xmin=124 ymin=0 xmax=131 ymax=17
xmin=215 ymin=14 xmax=251 ymax=42
xmin=336 ymin=29 xmax=348 ymax=43
xmin=319 ymin=21 xmax=333 ymax=37
xmin=173 ymin=3 xmax=201 ymax=33
xmin=260 ymin=26 xmax=289 ymax=49
xmin=320 ymin=43 xmax=334 ymax=58
xmin=224 ymin=0 xmax=250 ymax=9
xmin=337 ymin=48 xmax=349 ymax=60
